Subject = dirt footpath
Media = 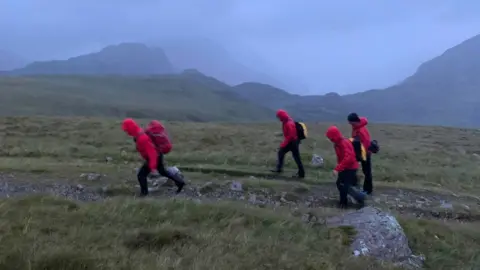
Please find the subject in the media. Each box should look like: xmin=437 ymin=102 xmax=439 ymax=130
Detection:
xmin=1 ymin=172 xmax=479 ymax=222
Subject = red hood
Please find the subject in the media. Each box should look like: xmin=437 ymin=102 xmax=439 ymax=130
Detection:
xmin=147 ymin=120 xmax=165 ymax=133
xmin=122 ymin=118 xmax=142 ymax=137
xmin=276 ymin=109 xmax=290 ymax=123
xmin=326 ymin=126 xmax=343 ymax=143
xmin=352 ymin=117 xmax=368 ymax=129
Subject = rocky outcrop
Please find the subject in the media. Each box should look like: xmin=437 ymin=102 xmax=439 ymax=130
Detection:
xmin=326 ymin=206 xmax=425 ymax=269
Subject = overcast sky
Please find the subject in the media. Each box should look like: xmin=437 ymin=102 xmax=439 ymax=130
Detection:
xmin=1 ymin=0 xmax=480 ymax=94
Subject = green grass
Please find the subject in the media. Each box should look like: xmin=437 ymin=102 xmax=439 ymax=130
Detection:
xmin=0 ymin=195 xmax=391 ymax=270
xmin=400 ymin=218 xmax=480 ymax=269
xmin=1 ymin=116 xmax=480 ymax=269
xmin=2 ymin=116 xmax=480 ymax=193
xmin=0 ymin=195 xmax=478 ymax=270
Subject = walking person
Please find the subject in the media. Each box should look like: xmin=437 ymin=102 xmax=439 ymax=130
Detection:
xmin=348 ymin=113 xmax=373 ymax=195
xmin=121 ymin=118 xmax=184 ymax=196
xmin=270 ymin=109 xmax=305 ymax=178
xmin=326 ymin=126 xmax=365 ymax=208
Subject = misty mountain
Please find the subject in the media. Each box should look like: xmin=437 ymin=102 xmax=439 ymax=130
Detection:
xmin=234 ymin=34 xmax=480 ymax=127
xmin=3 ymin=33 xmax=480 ymax=127
xmin=0 ymin=49 xmax=28 ymax=71
xmin=156 ymin=38 xmax=291 ymax=88
xmin=6 ymin=43 xmax=174 ymax=75
xmin=344 ymin=33 xmax=480 ymax=127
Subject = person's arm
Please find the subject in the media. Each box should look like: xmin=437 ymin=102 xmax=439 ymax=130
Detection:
xmin=335 ymin=142 xmax=355 ymax=172
xmin=139 ymin=136 xmax=158 ymax=170
xmin=280 ymin=122 xmax=296 ymax=148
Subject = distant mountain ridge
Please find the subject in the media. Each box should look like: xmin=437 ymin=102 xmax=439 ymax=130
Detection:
xmin=6 ymin=43 xmax=174 ymax=75
xmin=2 ymin=34 xmax=480 ymax=127
xmin=233 ymin=34 xmax=480 ymax=127
xmin=3 ymin=40 xmax=298 ymax=90
xmin=155 ymin=38 xmax=291 ymax=88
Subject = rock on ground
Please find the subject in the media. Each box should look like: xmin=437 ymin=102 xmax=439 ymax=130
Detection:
xmin=311 ymin=154 xmax=324 ymax=167
xmin=326 ymin=206 xmax=425 ymax=269
xmin=79 ymin=173 xmax=103 ymax=181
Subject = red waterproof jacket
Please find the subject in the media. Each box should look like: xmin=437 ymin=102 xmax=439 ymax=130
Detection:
xmin=276 ymin=109 xmax=297 ymax=148
xmin=326 ymin=126 xmax=359 ymax=172
xmin=351 ymin=117 xmax=371 ymax=152
xmin=122 ymin=118 xmax=158 ymax=170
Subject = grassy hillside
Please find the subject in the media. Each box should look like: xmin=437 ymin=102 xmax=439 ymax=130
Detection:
xmin=0 ymin=117 xmax=479 ymax=269
xmin=0 ymin=73 xmax=275 ymax=121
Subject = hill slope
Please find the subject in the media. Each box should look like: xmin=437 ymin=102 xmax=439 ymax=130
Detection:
xmin=232 ymin=83 xmax=351 ymax=122
xmin=6 ymin=43 xmax=174 ymax=75
xmin=343 ymin=34 xmax=480 ymax=127
xmin=234 ymin=34 xmax=480 ymax=127
xmin=0 ymin=71 xmax=274 ymax=122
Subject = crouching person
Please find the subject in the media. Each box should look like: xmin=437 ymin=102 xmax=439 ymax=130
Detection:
xmin=325 ymin=126 xmax=365 ymax=208
xmin=121 ymin=118 xmax=185 ymax=196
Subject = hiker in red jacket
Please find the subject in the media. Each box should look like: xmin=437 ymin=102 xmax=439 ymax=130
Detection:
xmin=326 ymin=126 xmax=365 ymax=208
xmin=270 ymin=109 xmax=305 ymax=178
xmin=348 ymin=113 xmax=373 ymax=195
xmin=121 ymin=118 xmax=184 ymax=196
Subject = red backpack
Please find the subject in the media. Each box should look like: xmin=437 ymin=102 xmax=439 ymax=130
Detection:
xmin=145 ymin=120 xmax=172 ymax=154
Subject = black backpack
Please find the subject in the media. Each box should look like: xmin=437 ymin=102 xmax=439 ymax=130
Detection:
xmin=369 ymin=140 xmax=380 ymax=154
xmin=295 ymin=121 xmax=307 ymax=141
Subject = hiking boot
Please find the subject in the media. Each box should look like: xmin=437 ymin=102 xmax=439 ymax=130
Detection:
xmin=170 ymin=174 xmax=185 ymax=194
xmin=270 ymin=169 xmax=282 ymax=174
xmin=175 ymin=182 xmax=185 ymax=194
xmin=356 ymin=200 xmax=365 ymax=209
xmin=354 ymin=196 xmax=365 ymax=209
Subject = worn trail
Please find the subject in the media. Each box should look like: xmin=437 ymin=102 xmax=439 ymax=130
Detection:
xmin=0 ymin=173 xmax=479 ymax=222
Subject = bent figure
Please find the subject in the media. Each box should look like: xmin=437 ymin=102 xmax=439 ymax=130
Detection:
xmin=121 ymin=118 xmax=184 ymax=196
xmin=271 ymin=109 xmax=305 ymax=178
xmin=326 ymin=125 xmax=365 ymax=208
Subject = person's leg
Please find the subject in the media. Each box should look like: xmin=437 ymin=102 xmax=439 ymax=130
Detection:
xmin=272 ymin=145 xmax=290 ymax=173
xmin=137 ymin=163 xmax=150 ymax=196
xmin=346 ymin=170 xmax=365 ymax=206
xmin=336 ymin=171 xmax=349 ymax=207
xmin=361 ymin=154 xmax=373 ymax=194
xmin=157 ymin=154 xmax=185 ymax=193
xmin=290 ymin=140 xmax=305 ymax=178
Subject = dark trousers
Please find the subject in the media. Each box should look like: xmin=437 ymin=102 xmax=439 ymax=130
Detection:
xmin=361 ymin=154 xmax=373 ymax=194
xmin=336 ymin=169 xmax=365 ymax=206
xmin=137 ymin=154 xmax=183 ymax=195
xmin=276 ymin=140 xmax=305 ymax=177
